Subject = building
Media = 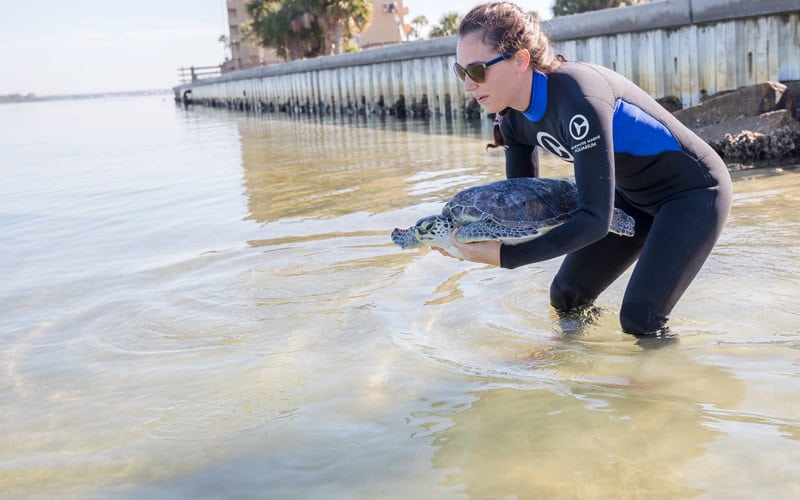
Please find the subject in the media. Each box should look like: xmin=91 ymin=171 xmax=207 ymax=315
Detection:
xmin=359 ymin=1 xmax=409 ymax=49
xmin=223 ymin=0 xmax=279 ymax=72
xmin=224 ymin=0 xmax=408 ymax=72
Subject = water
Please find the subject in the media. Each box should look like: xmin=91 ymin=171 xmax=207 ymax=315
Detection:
xmin=1 ymin=95 xmax=798 ymax=498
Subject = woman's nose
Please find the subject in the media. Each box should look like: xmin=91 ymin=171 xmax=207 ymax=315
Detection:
xmin=463 ymin=76 xmax=478 ymax=91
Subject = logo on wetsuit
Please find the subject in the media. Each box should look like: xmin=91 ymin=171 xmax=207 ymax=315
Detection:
xmin=569 ymin=115 xmax=590 ymax=140
xmin=536 ymin=132 xmax=573 ymax=161
xmin=568 ymin=114 xmax=601 ymax=154
xmin=535 ymin=114 xmax=601 ymax=162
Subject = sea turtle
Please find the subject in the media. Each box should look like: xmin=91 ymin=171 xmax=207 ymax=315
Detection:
xmin=391 ymin=177 xmax=635 ymax=258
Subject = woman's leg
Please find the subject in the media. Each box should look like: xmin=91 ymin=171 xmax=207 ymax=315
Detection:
xmin=550 ymin=196 xmax=652 ymax=311
xmin=619 ymin=186 xmax=730 ymax=335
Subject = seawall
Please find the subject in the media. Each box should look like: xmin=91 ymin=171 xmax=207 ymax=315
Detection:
xmin=174 ymin=0 xmax=800 ymax=120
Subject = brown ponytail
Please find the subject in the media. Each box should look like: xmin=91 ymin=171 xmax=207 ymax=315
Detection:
xmin=487 ymin=110 xmax=507 ymax=150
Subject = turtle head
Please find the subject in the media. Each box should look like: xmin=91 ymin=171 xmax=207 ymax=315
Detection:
xmin=391 ymin=215 xmax=455 ymax=250
xmin=412 ymin=215 xmax=455 ymax=248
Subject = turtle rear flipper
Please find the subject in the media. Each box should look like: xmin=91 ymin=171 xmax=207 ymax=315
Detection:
xmin=610 ymin=208 xmax=635 ymax=237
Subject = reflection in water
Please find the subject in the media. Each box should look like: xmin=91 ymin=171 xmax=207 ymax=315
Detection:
xmin=1 ymin=97 xmax=798 ymax=497
xmin=239 ymin=114 xmax=501 ymax=223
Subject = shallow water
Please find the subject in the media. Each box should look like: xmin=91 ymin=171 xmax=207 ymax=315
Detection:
xmin=1 ymin=95 xmax=798 ymax=498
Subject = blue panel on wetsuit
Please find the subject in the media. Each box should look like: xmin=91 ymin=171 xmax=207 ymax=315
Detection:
xmin=522 ymin=71 xmax=548 ymax=122
xmin=613 ymin=99 xmax=681 ymax=156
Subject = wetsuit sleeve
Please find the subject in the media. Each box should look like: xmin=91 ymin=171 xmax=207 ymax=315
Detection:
xmin=500 ymin=90 xmax=617 ymax=269
xmin=500 ymin=117 xmax=539 ymax=178
xmin=505 ymin=145 xmax=539 ymax=178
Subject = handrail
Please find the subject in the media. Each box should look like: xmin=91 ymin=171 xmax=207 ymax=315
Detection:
xmin=177 ymin=65 xmax=222 ymax=84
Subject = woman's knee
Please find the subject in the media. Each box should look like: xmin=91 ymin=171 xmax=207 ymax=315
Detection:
xmin=550 ymin=276 xmax=593 ymax=311
xmin=620 ymin=300 xmax=667 ymax=336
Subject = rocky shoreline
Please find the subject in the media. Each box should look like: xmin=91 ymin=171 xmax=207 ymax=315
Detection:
xmin=662 ymin=81 xmax=800 ymax=169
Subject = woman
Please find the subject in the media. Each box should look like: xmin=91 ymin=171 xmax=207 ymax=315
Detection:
xmin=442 ymin=2 xmax=732 ymax=337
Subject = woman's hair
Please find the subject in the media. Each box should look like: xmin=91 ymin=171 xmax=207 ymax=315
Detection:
xmin=459 ymin=2 xmax=564 ymax=149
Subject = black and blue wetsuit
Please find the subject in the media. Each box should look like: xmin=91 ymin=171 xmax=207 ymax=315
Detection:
xmin=499 ymin=62 xmax=732 ymax=335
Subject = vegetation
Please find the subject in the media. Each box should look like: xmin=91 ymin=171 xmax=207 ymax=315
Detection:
xmin=553 ymin=0 xmax=646 ymax=16
xmin=428 ymin=12 xmax=461 ymax=38
xmin=243 ymin=2 xmax=541 ymax=56
xmin=218 ymin=34 xmax=231 ymax=61
xmin=406 ymin=15 xmax=428 ymax=41
xmin=246 ymin=0 xmax=372 ymax=60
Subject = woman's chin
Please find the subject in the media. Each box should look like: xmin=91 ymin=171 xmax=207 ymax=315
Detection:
xmin=477 ymin=99 xmax=501 ymax=114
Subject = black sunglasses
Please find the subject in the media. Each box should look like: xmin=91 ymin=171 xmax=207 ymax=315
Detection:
xmin=453 ymin=52 xmax=515 ymax=83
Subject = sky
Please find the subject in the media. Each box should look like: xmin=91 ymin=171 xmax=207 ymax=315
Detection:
xmin=0 ymin=0 xmax=553 ymax=97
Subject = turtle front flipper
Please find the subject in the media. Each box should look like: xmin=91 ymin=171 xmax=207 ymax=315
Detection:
xmin=456 ymin=219 xmax=542 ymax=244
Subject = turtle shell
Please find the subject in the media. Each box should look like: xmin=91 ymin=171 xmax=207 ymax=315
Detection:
xmin=443 ymin=177 xmax=578 ymax=230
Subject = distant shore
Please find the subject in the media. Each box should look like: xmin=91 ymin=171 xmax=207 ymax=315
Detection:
xmin=0 ymin=89 xmax=171 ymax=105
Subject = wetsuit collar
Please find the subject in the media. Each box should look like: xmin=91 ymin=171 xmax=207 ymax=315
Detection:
xmin=522 ymin=71 xmax=548 ymax=122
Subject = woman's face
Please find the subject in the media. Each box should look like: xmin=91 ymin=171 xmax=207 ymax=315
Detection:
xmin=455 ymin=32 xmax=528 ymax=114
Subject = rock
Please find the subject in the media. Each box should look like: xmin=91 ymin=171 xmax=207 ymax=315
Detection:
xmin=709 ymin=124 xmax=800 ymax=163
xmin=656 ymin=95 xmax=682 ymax=112
xmin=782 ymin=80 xmax=800 ymax=120
xmin=674 ymin=81 xmax=790 ymax=128
xmin=691 ymin=109 xmax=797 ymax=144
xmin=673 ymin=81 xmax=800 ymax=165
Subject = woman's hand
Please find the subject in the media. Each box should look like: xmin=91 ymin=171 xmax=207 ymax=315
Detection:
xmin=434 ymin=227 xmax=502 ymax=266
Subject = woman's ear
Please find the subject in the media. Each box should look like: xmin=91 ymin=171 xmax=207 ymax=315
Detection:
xmin=514 ymin=49 xmax=531 ymax=73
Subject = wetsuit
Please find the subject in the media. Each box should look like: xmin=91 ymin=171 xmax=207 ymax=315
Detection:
xmin=498 ymin=62 xmax=732 ymax=335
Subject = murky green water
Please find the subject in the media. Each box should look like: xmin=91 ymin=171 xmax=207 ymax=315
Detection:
xmin=1 ymin=95 xmax=798 ymax=498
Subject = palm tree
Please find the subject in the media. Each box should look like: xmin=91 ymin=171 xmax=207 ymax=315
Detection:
xmin=247 ymin=0 xmax=372 ymax=59
xmin=429 ymin=12 xmax=461 ymax=38
xmin=218 ymin=34 xmax=231 ymax=61
xmin=407 ymin=15 xmax=428 ymax=40
xmin=553 ymin=0 xmax=647 ymax=16
xmin=317 ymin=0 xmax=372 ymax=54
